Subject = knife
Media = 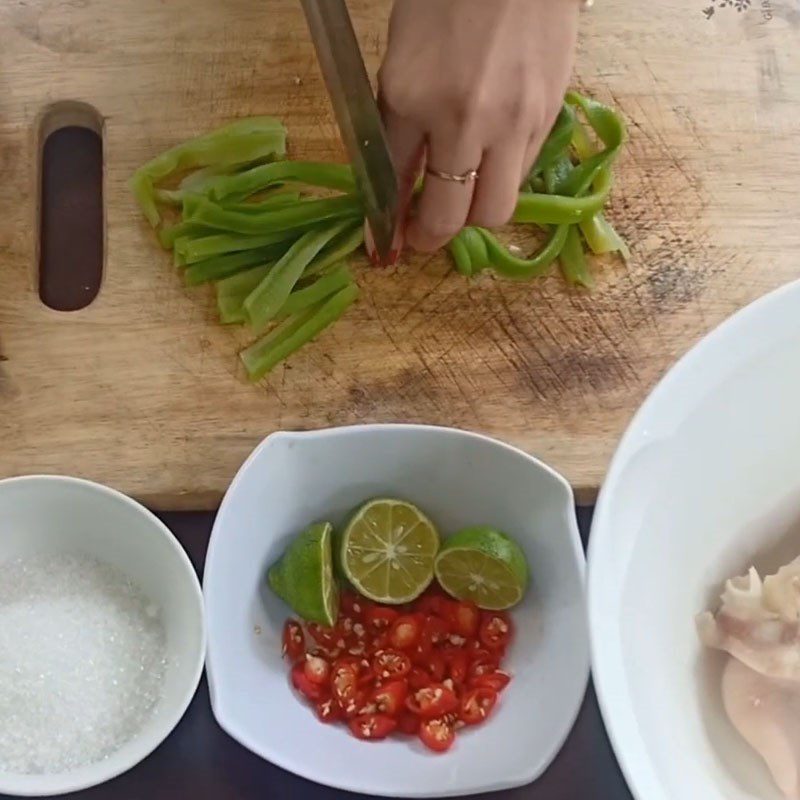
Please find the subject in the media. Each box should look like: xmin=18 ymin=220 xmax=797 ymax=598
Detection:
xmin=300 ymin=0 xmax=398 ymax=264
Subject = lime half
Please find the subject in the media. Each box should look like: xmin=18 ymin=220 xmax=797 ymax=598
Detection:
xmin=435 ymin=526 xmax=528 ymax=610
xmin=341 ymin=499 xmax=439 ymax=604
xmin=267 ymin=521 xmax=339 ymax=625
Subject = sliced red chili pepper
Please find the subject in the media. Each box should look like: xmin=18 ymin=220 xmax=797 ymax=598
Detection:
xmin=478 ymin=612 xmax=512 ymax=651
xmin=282 ymin=620 xmax=305 ymax=662
xmin=303 ymin=653 xmax=331 ymax=686
xmin=371 ymin=679 xmax=408 ymax=716
xmin=460 ymin=687 xmax=498 ymax=725
xmin=420 ymin=615 xmax=450 ymax=649
xmin=397 ymin=710 xmax=420 ymax=736
xmin=307 ymin=622 xmax=342 ymax=651
xmin=372 ymin=649 xmax=411 ymax=680
xmin=331 ymin=659 xmax=361 ymax=709
xmin=419 ymin=716 xmax=455 ymax=753
xmin=426 ymin=651 xmax=446 ymax=683
xmin=348 ymin=713 xmax=397 ymax=741
xmin=447 ymin=601 xmax=481 ymax=639
xmin=315 ymin=697 xmax=342 ymax=723
xmin=470 ymin=670 xmax=511 ymax=693
xmin=467 ymin=649 xmax=498 ymax=680
xmin=408 ymin=667 xmax=431 ymax=691
xmin=340 ymin=590 xmax=361 ymax=616
xmin=446 ymin=649 xmax=469 ymax=685
xmin=406 ymin=683 xmax=459 ymax=719
xmin=291 ymin=661 xmax=329 ymax=702
xmin=388 ymin=614 xmax=423 ymax=650
xmin=414 ymin=589 xmax=454 ymax=619
xmin=364 ymin=605 xmax=400 ymax=631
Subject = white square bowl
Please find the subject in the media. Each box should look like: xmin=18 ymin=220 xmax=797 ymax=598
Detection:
xmin=203 ymin=424 xmax=588 ymax=797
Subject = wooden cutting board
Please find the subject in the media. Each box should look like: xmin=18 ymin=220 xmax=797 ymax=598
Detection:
xmin=1 ymin=0 xmax=798 ymax=509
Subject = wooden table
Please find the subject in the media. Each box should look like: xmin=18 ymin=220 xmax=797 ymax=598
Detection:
xmin=0 ymin=508 xmax=635 ymax=800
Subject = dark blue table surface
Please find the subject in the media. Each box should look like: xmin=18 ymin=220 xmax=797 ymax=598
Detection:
xmin=1 ymin=507 xmax=634 ymax=800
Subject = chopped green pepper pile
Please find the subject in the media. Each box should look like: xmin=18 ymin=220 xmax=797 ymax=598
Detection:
xmin=130 ymin=91 xmax=627 ymax=381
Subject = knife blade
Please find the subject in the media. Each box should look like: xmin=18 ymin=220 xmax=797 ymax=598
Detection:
xmin=300 ymin=0 xmax=398 ymax=263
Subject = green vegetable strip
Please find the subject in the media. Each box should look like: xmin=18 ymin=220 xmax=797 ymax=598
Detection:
xmin=512 ymin=190 xmax=607 ymax=225
xmin=183 ymin=247 xmax=279 ymax=286
xmin=216 ymin=264 xmax=272 ymax=298
xmin=529 ymin=104 xmax=576 ymax=179
xmin=216 ymin=265 xmax=272 ymax=324
xmin=460 ymin=228 xmax=492 ymax=272
xmin=220 ymin=192 xmax=302 ymax=214
xmin=240 ymin=284 xmax=359 ymax=381
xmin=447 ymin=232 xmax=473 ymax=276
xmin=210 ymin=161 xmax=357 ymax=202
xmin=278 ymin=264 xmax=353 ymax=317
xmin=244 ymin=220 xmax=352 ymax=332
xmin=175 ymin=230 xmax=298 ymax=264
xmin=183 ymin=195 xmax=362 ymax=235
xmin=130 ymin=117 xmax=286 ymax=227
xmin=303 ymin=224 xmax=364 ymax=277
xmin=544 ymin=154 xmax=574 ymax=195
xmin=579 ymin=213 xmax=631 ymax=260
xmin=478 ymin=225 xmax=569 ymax=280
xmin=158 ymin=222 xmax=216 ymax=250
xmin=219 ymin=260 xmax=333 ymax=325
xmin=559 ymin=225 xmax=592 ymax=288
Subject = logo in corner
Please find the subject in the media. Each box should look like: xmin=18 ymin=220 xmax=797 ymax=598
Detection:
xmin=702 ymin=0 xmax=774 ymax=19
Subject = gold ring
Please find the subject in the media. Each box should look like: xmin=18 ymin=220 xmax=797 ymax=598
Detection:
xmin=425 ymin=166 xmax=479 ymax=184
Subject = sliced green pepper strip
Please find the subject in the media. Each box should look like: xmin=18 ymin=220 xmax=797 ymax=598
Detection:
xmin=544 ymin=154 xmax=574 ymax=196
xmin=528 ymin=104 xmax=576 ymax=179
xmin=478 ymin=225 xmax=569 ymax=280
xmin=559 ymin=225 xmax=592 ymax=288
xmin=244 ymin=219 xmax=352 ymax=333
xmin=183 ymin=194 xmax=362 ymax=235
xmin=579 ymin=212 xmax=631 ymax=260
xmin=216 ymin=265 xmax=272 ymax=323
xmin=241 ymin=283 xmax=359 ymax=381
xmin=210 ymin=161 xmax=356 ymax=202
xmin=183 ymin=247 xmax=279 ymax=286
xmin=447 ymin=231 xmax=473 ymax=276
xmin=175 ymin=230 xmax=297 ymax=265
xmin=512 ymin=190 xmax=607 ymax=225
xmin=460 ymin=227 xmax=492 ymax=273
xmin=303 ymin=224 xmax=364 ymax=277
xmin=219 ymin=192 xmax=302 ymax=214
xmin=158 ymin=222 xmax=216 ymax=250
xmin=130 ymin=117 xmax=286 ymax=227
xmin=217 ymin=263 xmax=353 ymax=325
xmin=278 ymin=264 xmax=353 ymax=317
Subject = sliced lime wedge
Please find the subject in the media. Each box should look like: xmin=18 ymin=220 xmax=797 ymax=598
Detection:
xmin=267 ymin=521 xmax=339 ymax=625
xmin=341 ymin=498 xmax=439 ymax=604
xmin=435 ymin=526 xmax=528 ymax=610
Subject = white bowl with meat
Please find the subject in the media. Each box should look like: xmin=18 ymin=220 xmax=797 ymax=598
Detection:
xmin=589 ymin=279 xmax=800 ymax=800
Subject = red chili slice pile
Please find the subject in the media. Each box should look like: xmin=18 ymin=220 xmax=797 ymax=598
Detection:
xmin=281 ymin=585 xmax=513 ymax=753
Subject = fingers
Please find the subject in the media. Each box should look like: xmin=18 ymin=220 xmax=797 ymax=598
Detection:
xmin=522 ymin=129 xmax=549 ymax=182
xmin=406 ymin=131 xmax=483 ymax=252
xmin=467 ymin=138 xmax=529 ymax=228
xmin=372 ymin=102 xmax=425 ymax=262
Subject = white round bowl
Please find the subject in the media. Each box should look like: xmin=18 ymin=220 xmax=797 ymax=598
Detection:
xmin=0 ymin=475 xmax=206 ymax=797
xmin=204 ymin=424 xmax=589 ymax=798
xmin=589 ymin=280 xmax=800 ymax=800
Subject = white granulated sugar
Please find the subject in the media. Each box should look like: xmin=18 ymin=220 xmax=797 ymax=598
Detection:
xmin=0 ymin=553 xmax=167 ymax=774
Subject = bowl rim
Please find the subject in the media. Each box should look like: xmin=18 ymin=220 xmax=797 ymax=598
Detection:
xmin=204 ymin=422 xmax=588 ymax=798
xmin=0 ymin=473 xmax=207 ymax=797
xmin=587 ymin=279 xmax=800 ymax=800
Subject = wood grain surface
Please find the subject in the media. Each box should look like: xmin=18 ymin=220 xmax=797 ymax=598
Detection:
xmin=1 ymin=0 xmax=798 ymax=509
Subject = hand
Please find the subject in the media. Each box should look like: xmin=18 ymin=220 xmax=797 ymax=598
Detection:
xmin=377 ymin=0 xmax=580 ymax=254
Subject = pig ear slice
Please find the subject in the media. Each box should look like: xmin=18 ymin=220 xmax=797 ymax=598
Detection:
xmin=722 ymin=657 xmax=800 ymax=800
xmin=696 ymin=566 xmax=800 ymax=682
